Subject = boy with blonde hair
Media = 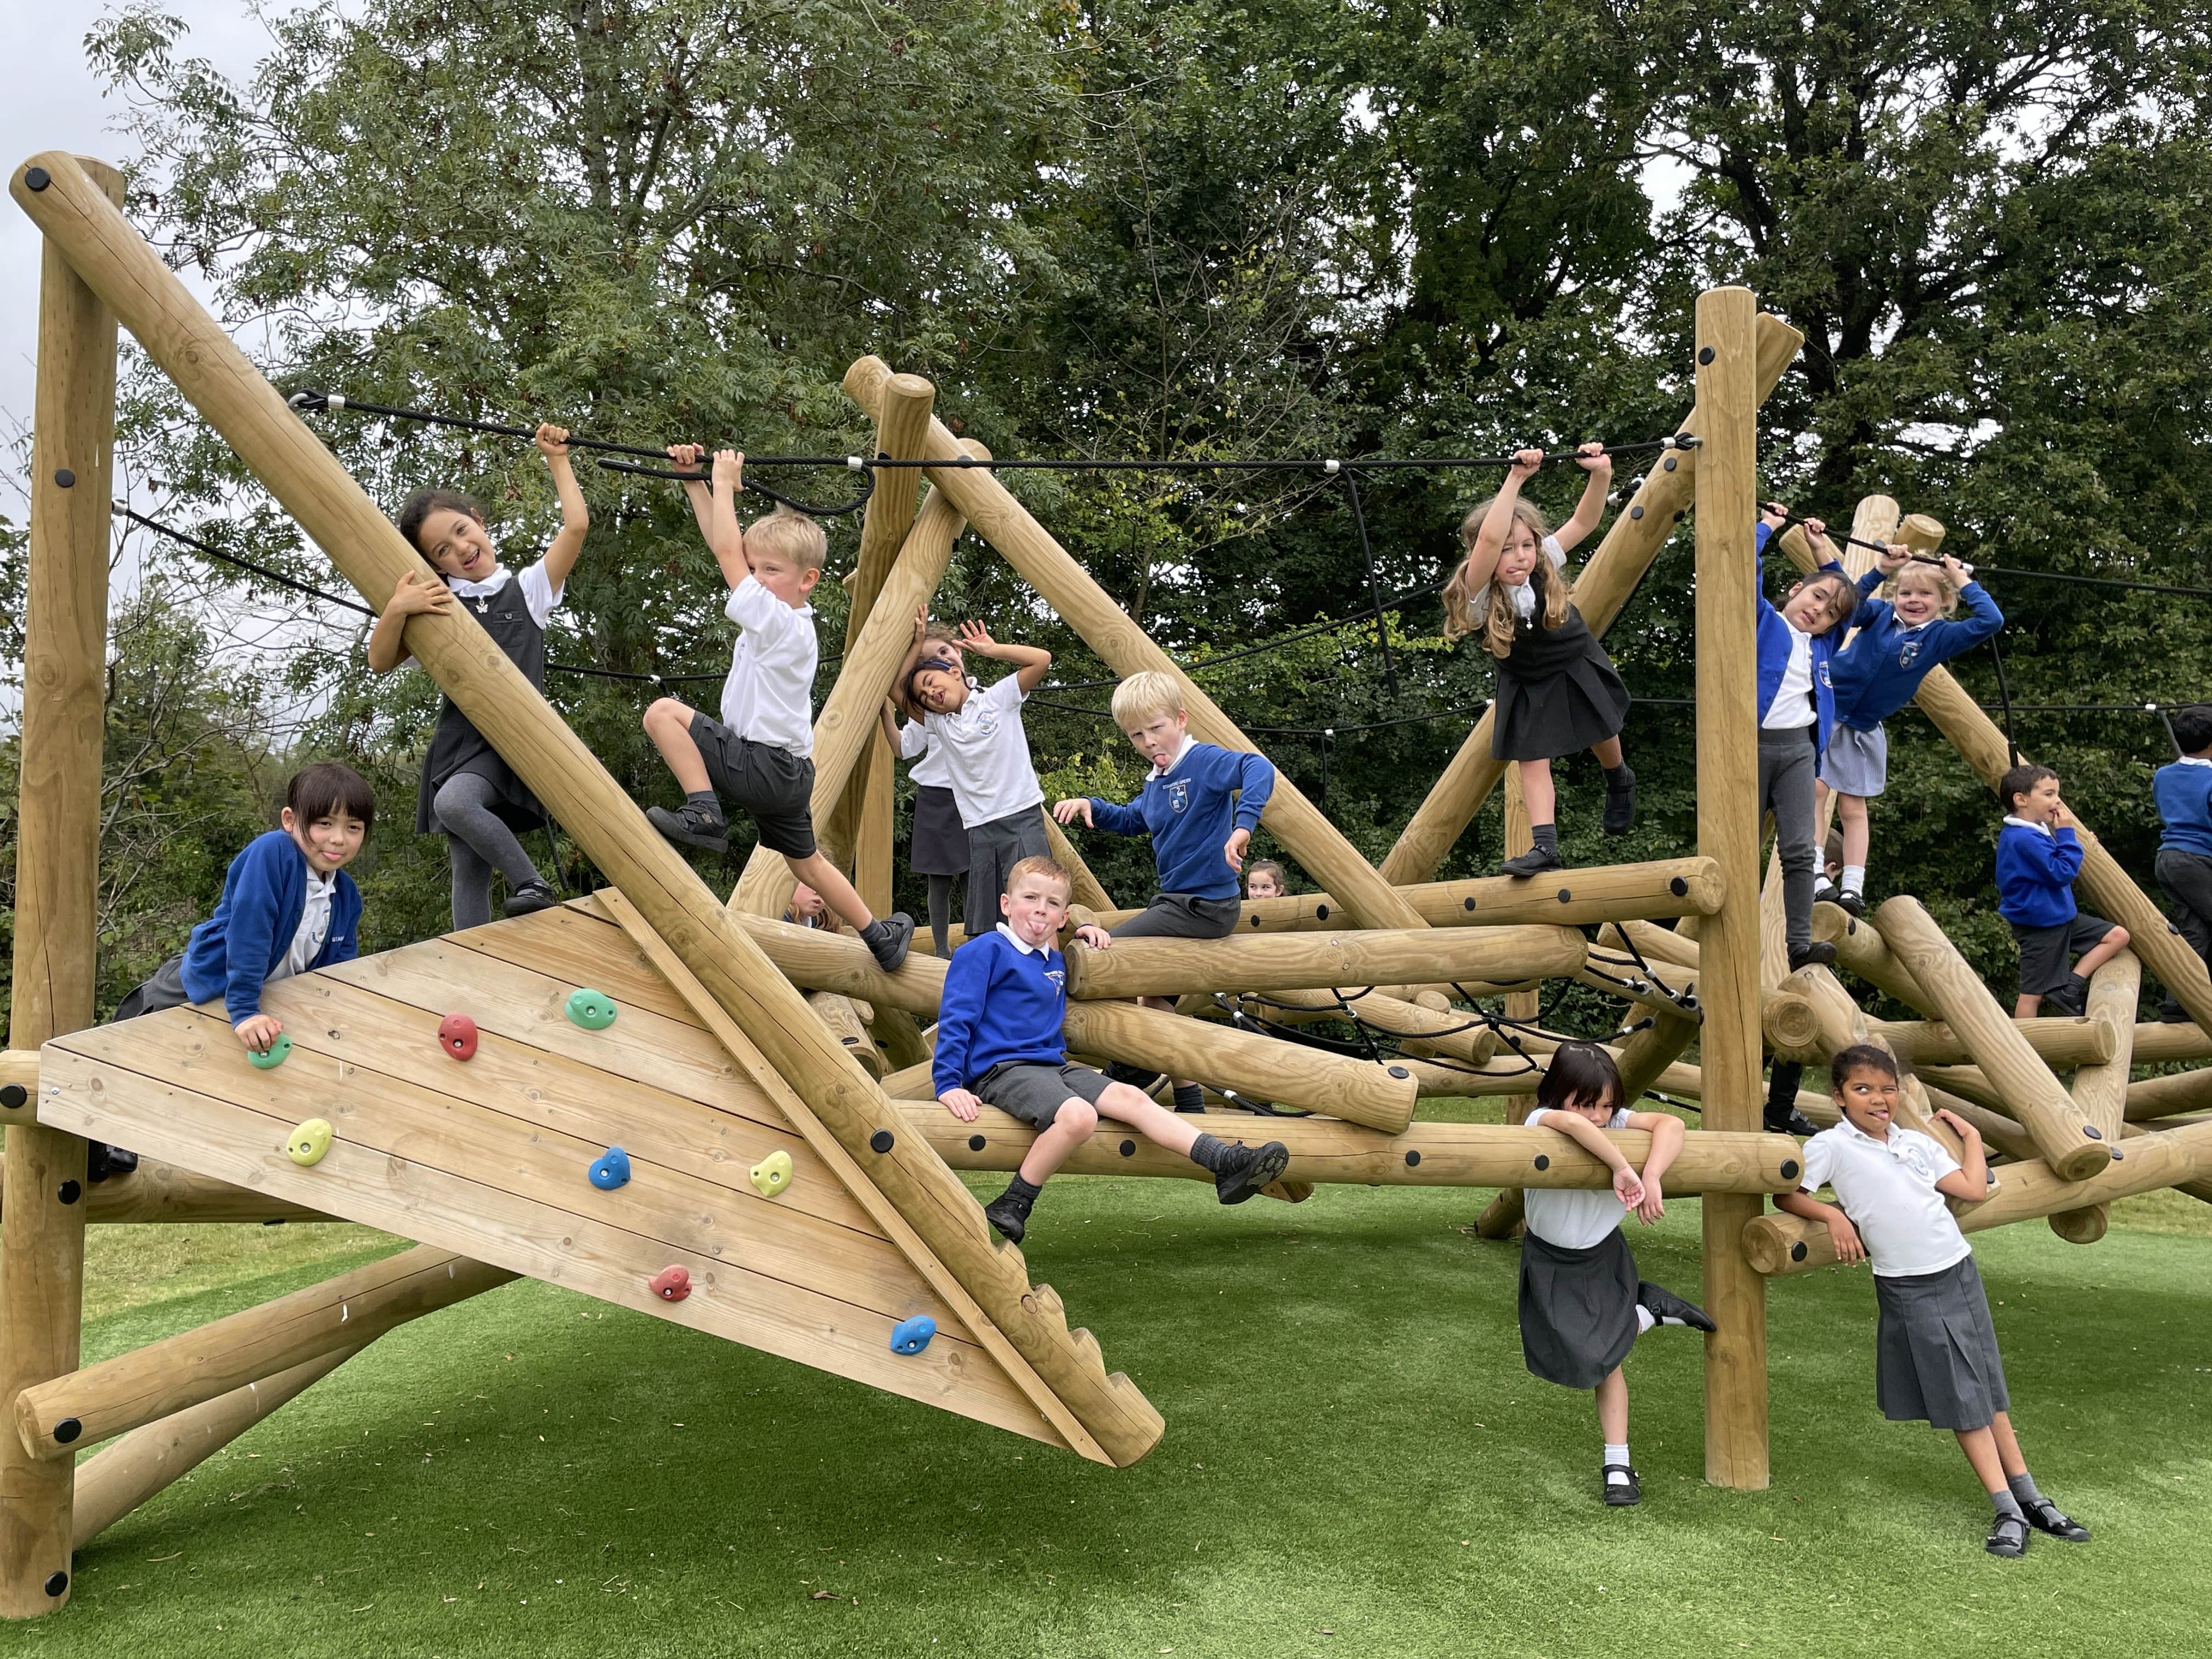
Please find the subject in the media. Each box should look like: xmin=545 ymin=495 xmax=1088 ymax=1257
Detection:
xmin=935 ymin=855 xmax=1290 ymax=1242
xmin=1054 ymin=669 xmax=1276 ymax=1111
xmin=643 ymin=447 xmax=915 ymax=971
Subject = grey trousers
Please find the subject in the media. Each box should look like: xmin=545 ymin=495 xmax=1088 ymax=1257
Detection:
xmin=2156 ymin=848 xmax=2212 ymax=968
xmin=1759 ymin=725 xmax=1820 ymax=955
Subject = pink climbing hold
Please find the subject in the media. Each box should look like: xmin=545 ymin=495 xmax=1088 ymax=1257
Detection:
xmin=650 ymin=1266 xmax=692 ymax=1302
xmin=438 ymin=1013 xmax=479 ymax=1061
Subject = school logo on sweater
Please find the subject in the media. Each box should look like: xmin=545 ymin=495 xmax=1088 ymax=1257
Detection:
xmin=1898 ymin=637 xmax=1923 ymax=669
xmin=1045 ymin=969 xmax=1065 ymax=990
xmin=1816 ymin=661 xmax=1832 ymax=687
xmin=1167 ymin=780 xmax=1189 ymax=814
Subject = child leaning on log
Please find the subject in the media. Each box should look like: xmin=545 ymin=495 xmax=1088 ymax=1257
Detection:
xmin=889 ymin=620 xmax=974 ymax=957
xmin=1994 ymin=764 xmax=2130 ymax=1018
xmin=1052 ymin=670 xmax=1277 ymax=1113
xmin=643 ymin=448 xmax=915 ymax=973
xmin=101 ymin=762 xmax=378 ymax=1183
xmin=2151 ymin=704 xmax=2212 ymax=1022
xmin=932 ymin=855 xmax=1290 ymax=1244
xmin=1515 ymin=1042 xmax=1713 ymax=1508
xmin=1776 ymin=1045 xmax=2091 ymax=1559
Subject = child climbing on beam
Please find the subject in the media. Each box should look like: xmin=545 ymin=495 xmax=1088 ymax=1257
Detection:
xmin=891 ymin=620 xmax=973 ymax=957
xmin=881 ymin=608 xmax=1054 ymax=950
xmin=1516 ymin=1042 xmax=1713 ymax=1506
xmin=2151 ymin=704 xmax=2212 ymax=1022
xmin=1052 ymin=670 xmax=1277 ymax=1113
xmin=1442 ymin=444 xmax=1632 ymax=876
xmin=1819 ymin=545 xmax=2002 ymax=914
xmin=370 ymin=424 xmax=585 ymax=927
xmin=643 ymin=448 xmax=916 ymax=973
xmin=933 ymin=855 xmax=1291 ymax=1243
xmin=1776 ymin=1045 xmax=2091 ymax=1558
xmin=1994 ymin=764 xmax=2130 ymax=1017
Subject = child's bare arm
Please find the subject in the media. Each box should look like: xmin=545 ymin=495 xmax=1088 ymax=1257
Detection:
xmin=366 ymin=569 xmax=453 ymax=673
xmin=1775 ymin=1188 xmax=1865 ymax=1263
xmin=1454 ymin=448 xmax=1542 ymax=594
xmin=1931 ymin=1110 xmax=1990 ymax=1200
xmin=536 ymin=425 xmax=590 ymax=591
xmin=1551 ymin=442 xmax=1612 ymax=555
xmin=709 ymin=450 xmax=747 ymax=588
xmin=958 ymin=621 xmax=1052 ymax=693
xmin=1624 ymin=1110 xmax=1686 ymax=1184
xmin=670 ymin=442 xmax=716 ymax=548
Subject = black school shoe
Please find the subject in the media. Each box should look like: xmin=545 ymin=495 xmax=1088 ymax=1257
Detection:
xmin=504 ymin=880 xmax=561 ymax=918
xmin=1764 ymin=1101 xmax=1818 ymax=1137
xmin=1985 ymin=1511 xmax=2030 ymax=1558
xmin=86 ymin=1142 xmax=139 ymax=1184
xmin=1499 ymin=845 xmax=1564 ymax=878
xmin=1601 ymin=1464 xmax=1641 ymax=1506
xmin=983 ymin=1190 xmax=1030 ymax=1245
xmin=2023 ymin=1497 xmax=2091 ymax=1542
xmin=1602 ymin=767 xmax=1637 ymax=836
xmin=646 ymin=803 xmax=730 ymax=854
xmin=2043 ymin=973 xmax=2092 ymax=1017
xmin=1787 ymin=941 xmax=1838 ymax=972
xmin=864 ymin=912 xmax=917 ymax=973
xmin=1637 ymin=1281 xmax=1718 ymax=1333
xmin=1215 ymin=1140 xmax=1291 ymax=1205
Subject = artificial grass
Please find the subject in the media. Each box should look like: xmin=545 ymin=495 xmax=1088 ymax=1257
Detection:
xmin=18 ymin=1169 xmax=2212 ymax=1657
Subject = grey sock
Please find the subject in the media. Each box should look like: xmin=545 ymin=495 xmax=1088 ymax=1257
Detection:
xmin=684 ymin=789 xmax=721 ymax=815
xmin=1188 ymin=1132 xmax=1235 ymax=1173
xmin=860 ymin=918 xmax=890 ymax=944
xmin=995 ymin=1175 xmax=1041 ymax=1214
xmin=1990 ymin=1488 xmax=2024 ymax=1521
xmin=1172 ymin=1084 xmax=1205 ymax=1113
xmin=1531 ymin=823 xmax=1559 ymax=854
xmin=2008 ymin=1471 xmax=2045 ymax=1508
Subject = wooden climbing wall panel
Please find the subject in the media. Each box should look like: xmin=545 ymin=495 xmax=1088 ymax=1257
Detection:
xmin=35 ymin=904 xmax=1071 ymax=1451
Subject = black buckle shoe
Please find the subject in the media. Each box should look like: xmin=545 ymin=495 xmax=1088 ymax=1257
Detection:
xmin=1637 ymin=1280 xmax=1717 ymax=1332
xmin=1499 ymin=845 xmax=1564 ymax=879
xmin=1215 ymin=1140 xmax=1291 ymax=1205
xmin=504 ymin=880 xmax=561 ymax=918
xmin=1764 ymin=1103 xmax=1818 ymax=1138
xmin=86 ymin=1142 xmax=139 ymax=1184
xmin=2043 ymin=976 xmax=2090 ymax=1017
xmin=646 ymin=803 xmax=729 ymax=854
xmin=2022 ymin=1498 xmax=2090 ymax=1542
xmin=1602 ymin=1464 xmax=1641 ymax=1506
xmin=1985 ymin=1512 xmax=2030 ymax=1558
xmin=1787 ymin=941 xmax=1838 ymax=972
xmin=1836 ymin=890 xmax=1866 ymax=918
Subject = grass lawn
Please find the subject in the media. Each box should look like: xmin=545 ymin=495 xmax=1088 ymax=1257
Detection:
xmin=16 ymin=1123 xmax=2212 ymax=1658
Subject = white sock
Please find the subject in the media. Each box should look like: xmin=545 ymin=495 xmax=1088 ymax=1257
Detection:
xmin=1604 ymin=1442 xmax=1632 ymax=1480
xmin=1634 ymin=1304 xmax=1656 ymax=1335
xmin=1842 ymin=864 xmax=1866 ymax=896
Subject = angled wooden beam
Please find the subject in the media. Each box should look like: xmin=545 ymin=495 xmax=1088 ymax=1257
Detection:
xmin=2049 ymin=949 xmax=2138 ymax=1243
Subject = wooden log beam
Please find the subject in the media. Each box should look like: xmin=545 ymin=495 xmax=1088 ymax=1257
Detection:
xmin=1473 ymin=774 xmax=1545 ymax=1238
xmin=806 ymin=993 xmax=887 ymax=1081
xmin=71 ymin=1344 xmax=366 ymax=1548
xmin=1870 ymin=1015 xmax=2116 ymax=1070
xmin=2126 ymin=1065 xmax=2212 ymax=1122
xmin=1 ymin=155 xmax=123 ymax=1619
xmin=2132 ymin=1023 xmax=2212 ymax=1065
xmin=1379 ymin=312 xmax=1805 ymax=887
xmin=842 ymin=358 xmax=1422 ymax=935
xmin=0 ymin=1154 xmax=333 ymax=1224
xmin=14 ymin=1246 xmax=513 ymax=1461
xmin=1813 ymin=905 xmax=1936 ymax=1015
xmin=1221 ymin=988 xmax=1498 ymax=1068
xmin=11 ymin=155 xmax=1163 ymax=1469
xmin=1745 ymin=1118 xmax=2212 ymax=1277
xmin=1872 ymin=897 xmax=2111 ymax=1181
xmin=1062 ymin=926 xmax=1585 ymax=1002
xmin=2050 ymin=950 xmax=2137 ymax=1242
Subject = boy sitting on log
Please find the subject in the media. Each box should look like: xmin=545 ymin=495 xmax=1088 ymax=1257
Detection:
xmin=933 ymin=854 xmax=1290 ymax=1243
xmin=1053 ymin=670 xmax=1276 ymax=1112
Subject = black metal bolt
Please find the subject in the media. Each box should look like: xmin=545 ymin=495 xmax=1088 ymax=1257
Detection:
xmin=1404 ymin=1150 xmax=1421 ymax=1167
xmin=52 ymin=1418 xmax=80 ymax=1446
xmin=1698 ymin=346 xmax=1716 ymax=364
xmin=0 ymin=1084 xmax=25 ymax=1109
xmin=1780 ymin=1159 xmax=1800 ymax=1181
xmin=57 ymin=1180 xmax=81 ymax=1205
xmin=53 ymin=468 xmax=74 ymax=488
xmin=967 ymin=1134 xmax=985 ymax=1152
xmin=1533 ymin=1154 xmax=1550 ymax=1171
xmin=1629 ymin=505 xmax=1644 ymax=521
xmin=1119 ymin=1139 xmax=1136 ymax=1158
xmin=25 ymin=167 xmax=50 ymax=191
xmin=867 ymin=1130 xmax=893 ymax=1153
xmin=43 ymin=1571 xmax=67 ymax=1598
xmin=1669 ymin=877 xmax=1688 ymax=897
xmin=1790 ymin=1241 xmax=1807 ymax=1262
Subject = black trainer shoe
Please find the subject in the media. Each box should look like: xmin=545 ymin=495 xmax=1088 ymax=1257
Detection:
xmin=1764 ymin=1102 xmax=1818 ymax=1138
xmin=1602 ymin=1463 xmax=1641 ymax=1506
xmin=1637 ymin=1280 xmax=1717 ymax=1332
xmin=504 ymin=880 xmax=561 ymax=918
xmin=2162 ymin=999 xmax=2192 ymax=1024
xmin=865 ymin=912 xmax=917 ymax=973
xmin=1985 ymin=1512 xmax=2030 ymax=1559
xmin=2022 ymin=1497 xmax=2090 ymax=1542
xmin=2043 ymin=974 xmax=2091 ymax=1017
xmin=647 ymin=803 xmax=730 ymax=854
xmin=1787 ymin=941 xmax=1838 ymax=972
xmin=1499 ymin=845 xmax=1564 ymax=879
xmin=1215 ymin=1139 xmax=1291 ymax=1205
xmin=1602 ymin=767 xmax=1637 ymax=836
xmin=983 ymin=1192 xmax=1029 ymax=1245
xmin=86 ymin=1142 xmax=139 ymax=1184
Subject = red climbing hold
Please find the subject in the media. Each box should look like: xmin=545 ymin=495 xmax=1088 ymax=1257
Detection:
xmin=438 ymin=1013 xmax=479 ymax=1061
xmin=650 ymin=1266 xmax=692 ymax=1302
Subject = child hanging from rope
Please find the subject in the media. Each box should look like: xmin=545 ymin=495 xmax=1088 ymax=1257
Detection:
xmin=1053 ymin=670 xmax=1277 ymax=1113
xmin=643 ymin=448 xmax=916 ymax=972
xmin=1442 ymin=444 xmax=1630 ymax=876
xmin=881 ymin=607 xmax=1054 ymax=949
xmin=891 ymin=620 xmax=973 ymax=957
xmin=371 ymin=424 xmax=583 ymax=928
xmin=934 ymin=855 xmax=1290 ymax=1243
xmin=1818 ymin=545 xmax=2002 ymax=913
xmin=1516 ymin=1042 xmax=1714 ymax=1506
xmin=1995 ymin=764 xmax=2130 ymax=1017
xmin=2151 ymin=705 xmax=2212 ymax=1022
xmin=1776 ymin=1045 xmax=2091 ymax=1559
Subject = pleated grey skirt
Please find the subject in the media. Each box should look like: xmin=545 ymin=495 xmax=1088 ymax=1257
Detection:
xmin=1874 ymin=1254 xmax=2010 ymax=1430
xmin=1519 ymin=1227 xmax=1640 ymax=1390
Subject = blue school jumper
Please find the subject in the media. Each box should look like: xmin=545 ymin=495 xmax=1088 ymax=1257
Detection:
xmin=178 ymin=831 xmax=364 ymax=1024
xmin=1751 ymin=523 xmax=1875 ymax=751
xmin=933 ymin=928 xmax=1071 ymax=1096
xmin=2154 ymin=759 xmax=2212 ymax=857
xmin=1828 ymin=579 xmax=2002 ymax=732
xmin=1087 ymin=741 xmax=1277 ymax=901
xmin=1995 ymin=821 xmax=2083 ymax=928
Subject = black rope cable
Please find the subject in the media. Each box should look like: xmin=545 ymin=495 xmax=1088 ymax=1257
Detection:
xmin=593 ymin=456 xmax=876 ymax=518
xmin=1985 ymin=633 xmax=2024 ymax=768
xmin=1767 ymin=507 xmax=2212 ymax=601
xmin=1338 ymin=469 xmax=1398 ymax=695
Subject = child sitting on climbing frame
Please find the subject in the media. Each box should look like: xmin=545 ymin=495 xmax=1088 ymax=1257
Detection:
xmin=933 ymin=855 xmax=1291 ymax=1243
xmin=1442 ymin=444 xmax=1632 ymax=877
xmin=1819 ymin=544 xmax=2002 ymax=914
xmin=1245 ymin=859 xmax=1290 ymax=901
xmin=2151 ymin=704 xmax=2212 ymax=1022
xmin=1516 ymin=1042 xmax=1713 ymax=1507
xmin=881 ymin=608 xmax=1054 ymax=948
xmin=1776 ymin=1045 xmax=2091 ymax=1558
xmin=644 ymin=447 xmax=915 ymax=973
xmin=371 ymin=423 xmax=584 ymax=928
xmin=891 ymin=620 xmax=973 ymax=957
xmin=1994 ymin=764 xmax=2130 ymax=1017
xmin=1053 ymin=670 xmax=1277 ymax=1113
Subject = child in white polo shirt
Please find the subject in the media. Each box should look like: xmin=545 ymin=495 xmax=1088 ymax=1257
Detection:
xmin=641 ymin=447 xmax=915 ymax=971
xmin=1778 ymin=1043 xmax=2091 ymax=1559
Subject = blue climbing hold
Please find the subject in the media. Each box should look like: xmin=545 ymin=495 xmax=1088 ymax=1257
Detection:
xmin=889 ymin=1315 xmax=936 ymax=1356
xmin=589 ymin=1147 xmax=631 ymax=1190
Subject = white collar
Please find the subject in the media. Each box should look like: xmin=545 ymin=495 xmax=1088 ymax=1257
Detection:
xmin=1836 ymin=1115 xmax=1908 ymax=1154
xmin=996 ymin=921 xmax=1051 ymax=957
xmin=1505 ymin=578 xmax=1537 ymax=620
xmin=2003 ymin=815 xmax=2055 ymax=836
xmin=2179 ymin=756 xmax=2212 ymax=769
xmin=448 ymin=566 xmax=512 ymax=599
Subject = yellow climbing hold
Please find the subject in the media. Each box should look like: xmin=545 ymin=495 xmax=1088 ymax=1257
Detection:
xmin=749 ymin=1149 xmax=793 ymax=1199
xmin=286 ymin=1118 xmax=334 ymax=1167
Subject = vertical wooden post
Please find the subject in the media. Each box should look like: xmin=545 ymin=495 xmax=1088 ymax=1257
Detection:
xmin=1474 ymin=768 xmax=1538 ymax=1237
xmin=1691 ymin=286 xmax=1769 ymax=1490
xmin=1 ymin=155 xmax=124 ymax=1617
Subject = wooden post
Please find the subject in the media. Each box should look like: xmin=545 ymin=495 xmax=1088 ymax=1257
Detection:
xmin=1062 ymin=925 xmax=1585 ymax=1001
xmin=0 ymin=154 xmax=123 ymax=1618
xmin=1475 ymin=768 xmax=1541 ymax=1238
xmin=12 ymin=153 xmax=1163 ymax=1469
xmin=1814 ymin=905 xmax=1935 ymax=1014
xmin=1379 ymin=313 xmax=1806 ymax=886
xmin=1692 ymin=285 xmax=1768 ymax=1490
xmin=2051 ymin=950 xmax=2138 ymax=1243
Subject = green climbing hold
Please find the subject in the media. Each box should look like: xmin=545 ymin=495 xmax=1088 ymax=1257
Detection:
xmin=750 ymin=1149 xmax=793 ymax=1199
xmin=248 ymin=1033 xmax=294 ymax=1070
xmin=286 ymin=1118 xmax=334 ymax=1166
xmin=565 ymin=989 xmax=617 ymax=1030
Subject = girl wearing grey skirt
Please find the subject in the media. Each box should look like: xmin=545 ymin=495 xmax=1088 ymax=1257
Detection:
xmin=1779 ymin=1045 xmax=2091 ymax=1559
xmin=1517 ymin=1044 xmax=1716 ymax=1507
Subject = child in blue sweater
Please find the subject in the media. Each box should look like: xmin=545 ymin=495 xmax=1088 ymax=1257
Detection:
xmin=935 ymin=855 xmax=1290 ymax=1243
xmin=1819 ymin=548 xmax=2002 ymax=914
xmin=1995 ymin=765 xmax=2130 ymax=1017
xmin=2152 ymin=706 xmax=2212 ymax=1021
xmin=1054 ymin=670 xmax=1277 ymax=1112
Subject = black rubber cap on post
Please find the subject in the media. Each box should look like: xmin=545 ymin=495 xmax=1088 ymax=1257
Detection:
xmin=57 ymin=1180 xmax=81 ymax=1205
xmin=43 ymin=1570 xmax=67 ymax=1598
xmin=1464 ymin=897 xmax=1476 ymax=911
xmin=1314 ymin=904 xmax=1329 ymax=921
xmin=1119 ymin=1139 xmax=1136 ymax=1157
xmin=0 ymin=1084 xmax=25 ymax=1108
xmin=1387 ymin=1065 xmax=1409 ymax=1079
xmin=1404 ymin=1150 xmax=1421 ymax=1167
xmin=967 ymin=1134 xmax=985 ymax=1152
xmin=24 ymin=166 xmax=50 ymax=191
xmin=1790 ymin=1241 xmax=1808 ymax=1262
xmin=1533 ymin=1154 xmax=1550 ymax=1171
xmin=52 ymin=1418 xmax=81 ymax=1446
xmin=1669 ymin=876 xmax=1688 ymax=896
xmin=2083 ymin=1125 xmax=2103 ymax=1139
xmin=1698 ymin=346 xmax=1716 ymax=364
xmin=53 ymin=468 xmax=75 ymax=488
xmin=868 ymin=1130 xmax=893 ymax=1153
xmin=1663 ymin=456 xmax=1677 ymax=471
xmin=1629 ymin=505 xmax=1644 ymax=520
xmin=1780 ymin=1159 xmax=1800 ymax=1181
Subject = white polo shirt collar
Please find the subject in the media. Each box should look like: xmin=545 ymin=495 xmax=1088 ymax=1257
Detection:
xmin=996 ymin=921 xmax=1050 ymax=956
